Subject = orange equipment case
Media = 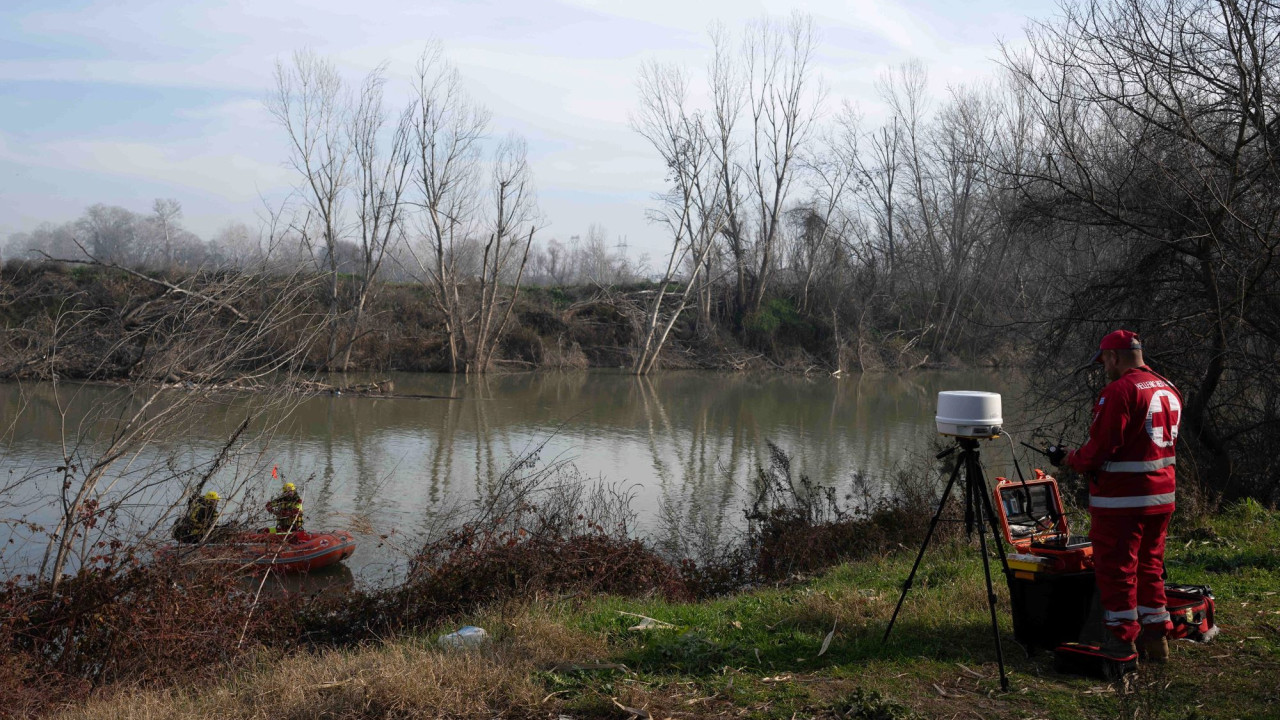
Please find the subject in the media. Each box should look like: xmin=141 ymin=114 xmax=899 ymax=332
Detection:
xmin=994 ymin=470 xmax=1098 ymax=652
xmin=993 ymin=470 xmax=1093 ymax=574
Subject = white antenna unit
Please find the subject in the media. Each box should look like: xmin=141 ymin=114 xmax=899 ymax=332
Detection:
xmin=936 ymin=391 xmax=1003 ymax=438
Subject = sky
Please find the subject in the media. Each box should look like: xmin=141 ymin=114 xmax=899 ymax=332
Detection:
xmin=0 ymin=0 xmax=1059 ymax=261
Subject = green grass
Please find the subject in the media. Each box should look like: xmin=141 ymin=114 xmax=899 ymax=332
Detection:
xmin=546 ymin=502 xmax=1280 ymax=719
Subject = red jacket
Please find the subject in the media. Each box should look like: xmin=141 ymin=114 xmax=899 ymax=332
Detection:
xmin=1066 ymin=366 xmax=1181 ymax=516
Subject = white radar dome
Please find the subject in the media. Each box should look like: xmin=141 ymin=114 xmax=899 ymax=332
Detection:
xmin=935 ymin=391 xmax=1003 ymax=438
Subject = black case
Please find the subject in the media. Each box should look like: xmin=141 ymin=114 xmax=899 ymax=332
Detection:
xmin=1005 ymin=569 xmax=1098 ymax=651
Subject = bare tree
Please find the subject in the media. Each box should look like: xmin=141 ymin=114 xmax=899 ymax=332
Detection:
xmin=1002 ymin=0 xmax=1280 ymax=497
xmin=581 ymin=221 xmax=634 ymax=288
xmin=526 ymin=236 xmax=571 ymax=286
xmin=407 ymin=45 xmax=539 ymax=373
xmin=213 ymin=221 xmax=260 ymax=266
xmin=408 ymin=44 xmax=490 ymax=373
xmin=5 ymin=221 xmax=82 ymax=261
xmin=850 ymin=102 xmax=902 ymax=291
xmin=268 ymin=49 xmax=352 ymax=370
xmin=632 ymin=61 xmax=725 ymax=375
xmin=151 ymin=198 xmax=183 ymax=268
xmin=342 ymin=66 xmax=414 ymax=371
xmin=879 ymin=60 xmax=938 ymax=337
xmin=707 ymin=22 xmax=750 ymax=318
xmin=470 ymin=135 xmax=539 ymax=372
xmin=742 ymin=12 xmax=823 ymax=313
xmin=872 ymin=63 xmax=1005 ymax=358
xmin=795 ymin=113 xmax=858 ymax=313
xmin=581 ymin=223 xmax=621 ymax=289
xmin=78 ymin=204 xmax=137 ymax=265
xmin=926 ymin=87 xmax=1001 ymax=355
xmin=544 ymin=237 xmax=570 ymax=286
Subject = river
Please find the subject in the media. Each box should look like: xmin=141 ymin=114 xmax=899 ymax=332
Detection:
xmin=0 ymin=370 xmax=1038 ymax=583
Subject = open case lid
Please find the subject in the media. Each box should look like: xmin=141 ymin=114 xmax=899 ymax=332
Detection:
xmin=993 ymin=470 xmax=1070 ymax=549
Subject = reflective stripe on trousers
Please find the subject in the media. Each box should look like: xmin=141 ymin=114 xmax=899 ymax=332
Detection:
xmin=1139 ymin=605 xmax=1171 ymax=624
xmin=1104 ymin=608 xmax=1137 ymax=626
xmin=1091 ymin=492 xmax=1176 ymax=509
xmin=1100 ymin=457 xmax=1176 ymax=472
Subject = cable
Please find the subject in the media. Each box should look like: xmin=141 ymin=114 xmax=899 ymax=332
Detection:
xmin=1002 ymin=429 xmax=1029 ymax=485
xmin=1001 ymin=429 xmax=1058 ymax=533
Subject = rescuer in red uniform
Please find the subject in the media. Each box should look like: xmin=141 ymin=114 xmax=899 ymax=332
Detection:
xmin=1049 ymin=330 xmax=1181 ymax=662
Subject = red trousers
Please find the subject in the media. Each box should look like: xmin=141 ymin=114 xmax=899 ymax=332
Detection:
xmin=1089 ymin=512 xmax=1174 ymax=643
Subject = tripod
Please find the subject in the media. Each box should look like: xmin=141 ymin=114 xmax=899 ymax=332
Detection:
xmin=882 ymin=437 xmax=1012 ymax=691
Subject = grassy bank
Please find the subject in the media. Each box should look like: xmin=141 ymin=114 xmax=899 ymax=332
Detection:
xmin=58 ymin=501 xmax=1279 ymax=720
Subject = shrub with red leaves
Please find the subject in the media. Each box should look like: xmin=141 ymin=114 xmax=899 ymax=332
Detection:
xmin=0 ymin=558 xmax=298 ymax=716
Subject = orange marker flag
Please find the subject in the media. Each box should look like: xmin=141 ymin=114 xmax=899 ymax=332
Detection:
xmin=272 ymin=465 xmax=278 ymax=479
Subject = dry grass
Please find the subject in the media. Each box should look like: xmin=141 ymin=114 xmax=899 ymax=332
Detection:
xmin=58 ymin=604 xmax=608 ymax=720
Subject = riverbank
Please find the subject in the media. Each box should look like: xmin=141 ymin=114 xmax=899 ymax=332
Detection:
xmin=41 ymin=501 xmax=1280 ymax=720
xmin=0 ymin=261 xmax=1024 ymax=381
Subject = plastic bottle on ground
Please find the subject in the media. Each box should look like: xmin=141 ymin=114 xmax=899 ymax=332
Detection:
xmin=438 ymin=625 xmax=489 ymax=648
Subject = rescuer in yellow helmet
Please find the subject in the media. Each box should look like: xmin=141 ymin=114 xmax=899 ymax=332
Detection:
xmin=266 ymin=480 xmax=304 ymax=534
xmin=173 ymin=490 xmax=221 ymax=543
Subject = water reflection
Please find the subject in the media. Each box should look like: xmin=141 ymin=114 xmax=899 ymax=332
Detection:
xmin=1 ymin=370 xmax=1027 ymax=580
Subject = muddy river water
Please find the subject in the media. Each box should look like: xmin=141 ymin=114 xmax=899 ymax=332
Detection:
xmin=1 ymin=370 xmax=1041 ymax=583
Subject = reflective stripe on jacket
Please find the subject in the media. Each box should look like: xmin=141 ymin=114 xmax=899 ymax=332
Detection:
xmin=1066 ymin=366 xmax=1180 ymax=516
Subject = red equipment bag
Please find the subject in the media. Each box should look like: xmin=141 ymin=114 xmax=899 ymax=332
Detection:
xmin=1165 ymin=584 xmax=1218 ymax=642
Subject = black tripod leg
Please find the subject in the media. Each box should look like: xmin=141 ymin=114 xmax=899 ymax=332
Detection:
xmin=883 ymin=453 xmax=963 ymax=644
xmin=968 ymin=452 xmax=1010 ymax=691
xmin=971 ymin=455 xmax=1011 ymax=574
xmin=963 ymin=462 xmax=975 ymax=536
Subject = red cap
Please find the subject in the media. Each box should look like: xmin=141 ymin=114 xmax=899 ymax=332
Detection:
xmin=1091 ymin=329 xmax=1142 ymax=363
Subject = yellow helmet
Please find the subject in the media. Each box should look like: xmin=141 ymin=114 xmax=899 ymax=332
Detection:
xmin=282 ymin=482 xmax=296 ymax=493
xmin=203 ymin=491 xmax=220 ymax=501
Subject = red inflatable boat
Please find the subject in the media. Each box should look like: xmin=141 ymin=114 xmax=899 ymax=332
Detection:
xmin=167 ymin=530 xmax=357 ymax=573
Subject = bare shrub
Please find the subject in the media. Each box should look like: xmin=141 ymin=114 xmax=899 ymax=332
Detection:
xmin=298 ymin=459 xmax=689 ymax=644
xmin=747 ymin=443 xmax=943 ymax=581
xmin=673 ymin=443 xmax=951 ymax=595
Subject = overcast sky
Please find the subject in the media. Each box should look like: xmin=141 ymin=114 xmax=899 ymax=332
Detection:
xmin=0 ymin=0 xmax=1058 ymax=261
